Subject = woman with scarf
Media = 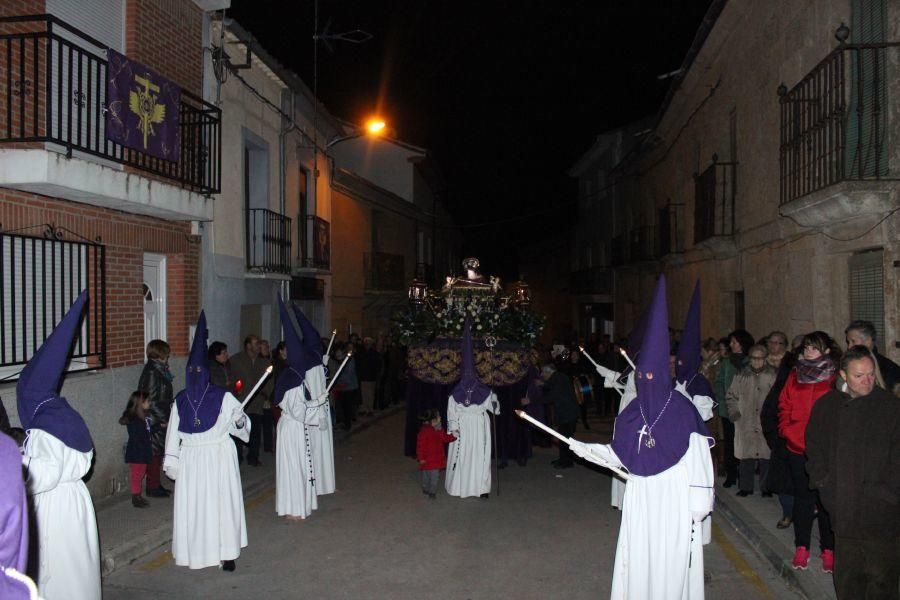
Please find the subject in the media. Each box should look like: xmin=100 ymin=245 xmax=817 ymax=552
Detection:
xmin=777 ymin=331 xmax=839 ymax=572
xmin=715 ymin=329 xmax=754 ymax=487
xmin=138 ymin=339 xmax=175 ymax=497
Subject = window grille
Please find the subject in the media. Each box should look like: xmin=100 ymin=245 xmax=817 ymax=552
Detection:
xmin=0 ymin=228 xmax=105 ymax=380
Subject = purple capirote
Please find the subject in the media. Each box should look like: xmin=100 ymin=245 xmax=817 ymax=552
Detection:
xmin=450 ymin=319 xmax=491 ymax=406
xmin=174 ymin=310 xmax=226 ymax=434
xmin=611 ymin=275 xmax=711 ymax=477
xmin=274 ymin=296 xmax=320 ymax=406
xmin=675 ymin=281 xmax=714 ymax=400
xmin=16 ymin=290 xmax=93 ymax=453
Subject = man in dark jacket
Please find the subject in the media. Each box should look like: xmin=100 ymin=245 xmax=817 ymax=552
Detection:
xmin=805 ymin=346 xmax=900 ymax=598
xmin=230 ymin=335 xmax=270 ymax=466
xmin=537 ymin=363 xmax=580 ymax=468
xmin=845 ymin=319 xmax=900 ymax=392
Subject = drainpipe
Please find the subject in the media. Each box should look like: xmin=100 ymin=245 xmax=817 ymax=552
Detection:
xmin=279 ymin=89 xmax=296 ymax=216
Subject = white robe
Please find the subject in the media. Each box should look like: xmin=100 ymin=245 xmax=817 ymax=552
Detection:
xmin=163 ymin=392 xmax=250 ymax=569
xmin=444 ymin=393 xmax=499 ymax=498
xmin=582 ymin=433 xmax=714 ymax=600
xmin=275 ymin=386 xmax=317 ymax=518
xmin=601 ymin=370 xmax=636 ymax=509
xmin=304 ymin=366 xmax=335 ymax=495
xmin=22 ymin=430 xmax=100 ymax=600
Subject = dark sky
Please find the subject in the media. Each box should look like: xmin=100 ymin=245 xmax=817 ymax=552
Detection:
xmin=228 ymin=0 xmax=713 ymax=278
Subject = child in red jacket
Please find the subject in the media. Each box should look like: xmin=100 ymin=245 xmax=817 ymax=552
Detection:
xmin=416 ymin=410 xmax=457 ymax=499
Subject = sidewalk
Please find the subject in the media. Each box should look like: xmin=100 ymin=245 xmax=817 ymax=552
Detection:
xmin=96 ymin=404 xmax=405 ymax=577
xmin=713 ymin=475 xmax=837 ymax=600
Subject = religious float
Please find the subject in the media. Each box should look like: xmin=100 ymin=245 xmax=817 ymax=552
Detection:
xmin=392 ymin=258 xmax=546 ymax=463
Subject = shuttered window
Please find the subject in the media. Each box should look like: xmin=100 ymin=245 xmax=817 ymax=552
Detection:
xmin=846 ymin=0 xmax=888 ymax=178
xmin=848 ymin=249 xmax=885 ymax=344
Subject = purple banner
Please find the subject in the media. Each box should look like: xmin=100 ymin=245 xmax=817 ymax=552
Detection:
xmin=106 ymin=49 xmax=181 ymax=162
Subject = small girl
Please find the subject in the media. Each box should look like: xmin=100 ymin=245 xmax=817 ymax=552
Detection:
xmin=119 ymin=391 xmax=153 ymax=508
xmin=415 ymin=410 xmax=456 ymax=499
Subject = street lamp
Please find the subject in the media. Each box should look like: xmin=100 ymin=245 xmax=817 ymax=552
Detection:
xmin=326 ymin=117 xmax=388 ymax=150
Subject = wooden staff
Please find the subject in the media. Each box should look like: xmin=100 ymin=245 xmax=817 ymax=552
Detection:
xmin=239 ymin=366 xmax=273 ymax=410
xmin=515 ymin=410 xmax=632 ymax=482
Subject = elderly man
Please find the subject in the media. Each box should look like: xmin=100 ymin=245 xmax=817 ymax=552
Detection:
xmin=806 ymin=346 xmax=900 ymax=599
xmin=845 ymin=320 xmax=900 ymax=391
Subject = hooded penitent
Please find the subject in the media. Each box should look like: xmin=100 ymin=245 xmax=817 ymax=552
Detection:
xmin=175 ymin=311 xmax=226 ymax=434
xmin=610 ymin=276 xmax=711 ymax=476
xmin=451 ymin=320 xmax=491 ymax=406
xmin=16 ymin=290 xmax=93 ymax=452
xmin=274 ymin=297 xmax=321 ymax=406
xmin=625 ymin=306 xmax=649 ymax=367
xmin=675 ymin=281 xmax=714 ymax=400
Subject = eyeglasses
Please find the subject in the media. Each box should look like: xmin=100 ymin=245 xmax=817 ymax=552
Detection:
xmin=768 ymin=340 xmax=786 ymax=346
xmin=749 ymin=355 xmax=767 ymax=360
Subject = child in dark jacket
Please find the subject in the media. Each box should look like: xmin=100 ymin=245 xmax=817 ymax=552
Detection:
xmin=119 ymin=391 xmax=153 ymax=508
xmin=416 ymin=409 xmax=457 ymax=499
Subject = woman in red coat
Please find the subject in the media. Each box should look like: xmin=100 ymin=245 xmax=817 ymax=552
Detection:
xmin=416 ymin=410 xmax=457 ymax=499
xmin=778 ymin=331 xmax=839 ymax=572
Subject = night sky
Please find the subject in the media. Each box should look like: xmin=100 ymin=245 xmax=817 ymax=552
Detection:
xmin=227 ymin=0 xmax=713 ymax=278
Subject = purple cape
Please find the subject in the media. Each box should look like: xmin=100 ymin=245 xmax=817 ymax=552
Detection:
xmin=450 ymin=319 xmax=491 ymax=406
xmin=611 ymin=276 xmax=710 ymax=476
xmin=176 ymin=311 xmax=226 ymax=433
xmin=16 ymin=290 xmax=93 ymax=453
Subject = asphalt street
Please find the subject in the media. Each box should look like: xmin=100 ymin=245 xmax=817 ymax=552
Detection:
xmin=103 ymin=411 xmax=802 ymax=599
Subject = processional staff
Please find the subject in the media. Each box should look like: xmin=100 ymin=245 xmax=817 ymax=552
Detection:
xmin=239 ymin=366 xmax=274 ymax=410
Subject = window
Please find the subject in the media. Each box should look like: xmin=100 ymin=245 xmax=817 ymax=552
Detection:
xmin=849 ymin=249 xmax=885 ymax=343
xmin=0 ymin=229 xmax=106 ymax=379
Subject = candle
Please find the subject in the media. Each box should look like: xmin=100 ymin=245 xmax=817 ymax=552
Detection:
xmin=326 ymin=351 xmax=353 ymax=394
xmin=578 ymin=345 xmax=601 ymax=370
xmin=515 ymin=410 xmax=632 ymax=482
xmin=239 ymin=366 xmax=274 ymax=410
xmin=324 ymin=329 xmax=337 ymax=359
xmin=619 ymin=347 xmax=637 ymax=371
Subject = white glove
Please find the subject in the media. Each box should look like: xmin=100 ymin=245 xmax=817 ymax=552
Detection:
xmin=569 ymin=439 xmax=594 ymax=461
xmin=232 ymin=409 xmax=247 ymax=429
xmin=692 ymin=510 xmax=710 ymax=524
xmin=674 ymin=379 xmax=689 ymax=399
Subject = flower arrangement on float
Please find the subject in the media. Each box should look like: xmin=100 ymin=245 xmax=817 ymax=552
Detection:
xmin=390 ymin=257 xmax=545 ymax=346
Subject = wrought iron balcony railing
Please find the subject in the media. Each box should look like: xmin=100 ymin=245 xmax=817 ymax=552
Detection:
xmin=247 ymin=208 xmax=291 ymax=274
xmin=0 ymin=14 xmax=221 ymax=194
xmin=694 ymin=155 xmax=736 ymax=244
xmin=779 ymin=40 xmax=900 ymax=204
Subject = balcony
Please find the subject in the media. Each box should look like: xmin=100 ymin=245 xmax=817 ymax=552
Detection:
xmin=778 ymin=37 xmax=900 ymax=228
xmin=694 ymin=155 xmax=736 ymax=254
xmin=0 ymin=15 xmax=220 ymax=220
xmin=364 ymin=252 xmax=405 ymax=291
xmin=246 ymin=208 xmax=291 ymax=274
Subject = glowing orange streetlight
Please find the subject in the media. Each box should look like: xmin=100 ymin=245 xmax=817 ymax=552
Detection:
xmin=326 ymin=118 xmax=389 ymax=150
xmin=365 ymin=118 xmax=386 ymax=136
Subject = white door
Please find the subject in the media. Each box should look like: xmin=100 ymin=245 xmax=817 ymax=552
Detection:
xmin=143 ymin=253 xmax=167 ymax=356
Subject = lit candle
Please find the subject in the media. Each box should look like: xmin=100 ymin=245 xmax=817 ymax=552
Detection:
xmin=619 ymin=347 xmax=637 ymax=371
xmin=578 ymin=345 xmax=601 ymax=370
xmin=515 ymin=410 xmax=632 ymax=482
xmin=326 ymin=351 xmax=353 ymax=394
xmin=239 ymin=366 xmax=274 ymax=410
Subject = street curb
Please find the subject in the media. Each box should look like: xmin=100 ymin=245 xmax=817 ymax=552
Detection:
xmin=714 ymin=491 xmax=808 ymax=599
xmin=100 ymin=404 xmax=406 ymax=577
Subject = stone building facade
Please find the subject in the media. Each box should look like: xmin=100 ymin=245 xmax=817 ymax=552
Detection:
xmin=578 ymin=0 xmax=899 ymax=359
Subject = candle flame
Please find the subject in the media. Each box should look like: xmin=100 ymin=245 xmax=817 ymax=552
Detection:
xmin=266 ymin=365 xmax=273 ymax=373
xmin=578 ymin=346 xmax=584 ymax=352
